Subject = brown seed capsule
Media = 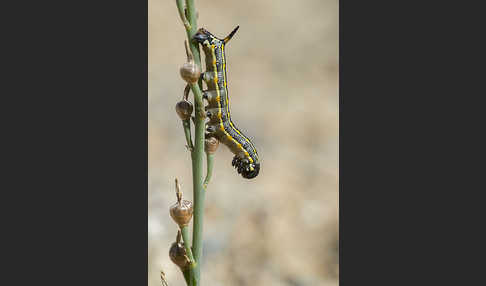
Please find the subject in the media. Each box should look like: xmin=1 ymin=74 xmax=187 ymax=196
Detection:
xmin=180 ymin=40 xmax=201 ymax=84
xmin=170 ymin=199 xmax=193 ymax=227
xmin=180 ymin=61 xmax=201 ymax=84
xmin=205 ymin=136 xmax=219 ymax=154
xmin=169 ymin=231 xmax=190 ymax=270
xmin=175 ymin=99 xmax=193 ymax=121
xmin=170 ymin=179 xmax=193 ymax=227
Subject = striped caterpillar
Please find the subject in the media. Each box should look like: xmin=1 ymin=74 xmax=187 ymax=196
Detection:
xmin=193 ymin=26 xmax=260 ymax=179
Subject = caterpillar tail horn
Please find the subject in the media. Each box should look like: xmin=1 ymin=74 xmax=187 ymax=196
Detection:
xmin=223 ymin=25 xmax=239 ymax=44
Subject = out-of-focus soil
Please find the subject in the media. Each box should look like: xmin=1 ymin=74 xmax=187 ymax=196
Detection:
xmin=149 ymin=0 xmax=338 ymax=285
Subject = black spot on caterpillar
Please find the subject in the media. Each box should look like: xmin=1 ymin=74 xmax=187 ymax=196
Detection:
xmin=193 ymin=26 xmax=260 ymax=179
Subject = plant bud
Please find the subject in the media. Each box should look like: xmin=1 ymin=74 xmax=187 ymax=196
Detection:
xmin=180 ymin=61 xmax=201 ymax=84
xmin=175 ymin=100 xmax=193 ymax=121
xmin=205 ymin=136 xmax=219 ymax=154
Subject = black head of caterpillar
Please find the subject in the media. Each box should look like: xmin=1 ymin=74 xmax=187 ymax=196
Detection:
xmin=193 ymin=26 xmax=239 ymax=47
xmin=232 ymin=156 xmax=260 ymax=179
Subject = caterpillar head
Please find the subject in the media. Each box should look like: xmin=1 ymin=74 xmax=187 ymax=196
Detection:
xmin=232 ymin=156 xmax=260 ymax=179
xmin=193 ymin=26 xmax=239 ymax=47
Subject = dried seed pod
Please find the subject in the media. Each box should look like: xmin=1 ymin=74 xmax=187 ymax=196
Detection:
xmin=205 ymin=136 xmax=219 ymax=154
xmin=169 ymin=231 xmax=190 ymax=270
xmin=169 ymin=243 xmax=189 ymax=269
xmin=170 ymin=199 xmax=193 ymax=227
xmin=170 ymin=179 xmax=193 ymax=227
xmin=179 ymin=40 xmax=201 ymax=84
xmin=175 ymin=99 xmax=193 ymax=121
xmin=180 ymin=62 xmax=201 ymax=84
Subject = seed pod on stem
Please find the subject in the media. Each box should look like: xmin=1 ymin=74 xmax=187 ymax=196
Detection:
xmin=180 ymin=40 xmax=201 ymax=84
xmin=204 ymin=136 xmax=219 ymax=154
xmin=177 ymin=85 xmax=194 ymax=151
xmin=175 ymin=99 xmax=193 ymax=121
xmin=170 ymin=178 xmax=193 ymax=227
xmin=169 ymin=230 xmax=190 ymax=270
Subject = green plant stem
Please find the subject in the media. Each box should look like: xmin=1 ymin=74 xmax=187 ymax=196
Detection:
xmin=175 ymin=0 xmax=191 ymax=30
xmin=181 ymin=226 xmax=196 ymax=286
xmin=182 ymin=119 xmax=193 ymax=150
xmin=176 ymin=0 xmax=205 ymax=285
xmin=189 ymin=82 xmax=205 ymax=286
xmin=182 ymin=269 xmax=191 ymax=285
xmin=185 ymin=0 xmax=202 ymax=67
xmin=184 ymin=1 xmax=205 ymax=285
xmin=180 ymin=226 xmax=195 ymax=263
xmin=203 ymin=153 xmax=214 ymax=189
xmin=176 ymin=0 xmax=202 ymax=68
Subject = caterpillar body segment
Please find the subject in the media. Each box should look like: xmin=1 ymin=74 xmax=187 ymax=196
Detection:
xmin=193 ymin=27 xmax=260 ymax=179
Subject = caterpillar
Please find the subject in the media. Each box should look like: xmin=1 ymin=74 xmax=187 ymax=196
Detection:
xmin=193 ymin=26 xmax=260 ymax=179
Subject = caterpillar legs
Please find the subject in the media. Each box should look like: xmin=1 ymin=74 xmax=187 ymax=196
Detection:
xmin=202 ymin=90 xmax=220 ymax=102
xmin=206 ymin=125 xmax=216 ymax=134
xmin=200 ymin=72 xmax=214 ymax=85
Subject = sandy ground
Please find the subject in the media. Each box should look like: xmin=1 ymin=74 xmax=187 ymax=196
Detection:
xmin=149 ymin=0 xmax=338 ymax=285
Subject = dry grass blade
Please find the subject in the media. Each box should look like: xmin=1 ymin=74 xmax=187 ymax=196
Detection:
xmin=160 ymin=270 xmax=169 ymax=286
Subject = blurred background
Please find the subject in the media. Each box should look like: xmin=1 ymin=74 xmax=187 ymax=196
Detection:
xmin=149 ymin=0 xmax=338 ymax=285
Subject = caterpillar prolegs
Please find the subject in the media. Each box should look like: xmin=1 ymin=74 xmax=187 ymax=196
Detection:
xmin=193 ymin=26 xmax=260 ymax=179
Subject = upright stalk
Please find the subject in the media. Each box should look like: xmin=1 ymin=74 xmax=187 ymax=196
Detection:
xmin=176 ymin=0 xmax=205 ymax=284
